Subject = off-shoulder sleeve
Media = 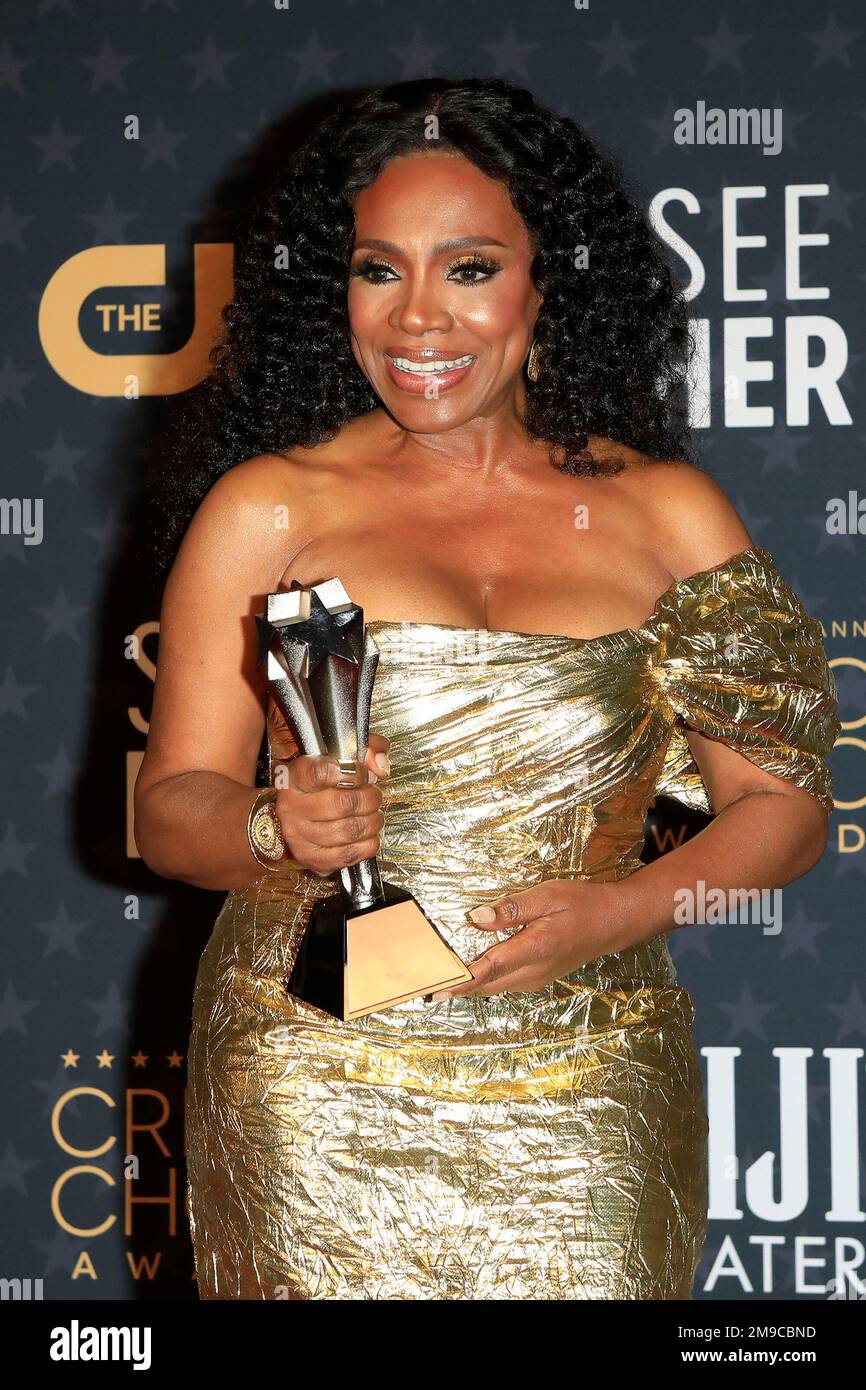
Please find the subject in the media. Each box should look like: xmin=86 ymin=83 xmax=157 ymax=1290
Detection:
xmin=647 ymin=548 xmax=840 ymax=814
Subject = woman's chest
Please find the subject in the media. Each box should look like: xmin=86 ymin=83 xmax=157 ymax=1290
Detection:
xmin=279 ymin=500 xmax=673 ymax=643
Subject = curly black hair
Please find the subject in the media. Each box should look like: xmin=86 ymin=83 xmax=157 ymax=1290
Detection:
xmin=151 ymin=76 xmax=694 ymax=567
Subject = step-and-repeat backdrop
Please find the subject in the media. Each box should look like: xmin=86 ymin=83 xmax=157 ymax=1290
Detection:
xmin=2 ymin=0 xmax=863 ymax=1301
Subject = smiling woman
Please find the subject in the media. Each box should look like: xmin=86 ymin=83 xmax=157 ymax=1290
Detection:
xmin=148 ymin=77 xmax=694 ymax=568
xmin=135 ymin=77 xmax=839 ymax=1301
xmin=347 ymin=188 xmax=538 ymax=402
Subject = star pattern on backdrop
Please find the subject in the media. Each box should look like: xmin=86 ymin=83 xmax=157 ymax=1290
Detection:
xmin=585 ymin=20 xmax=646 ymax=77
xmin=79 ymin=194 xmax=138 ymax=244
xmin=35 ymin=902 xmax=91 ymax=958
xmin=695 ymin=15 xmax=754 ymax=73
xmin=804 ymin=11 xmax=863 ymax=68
xmin=80 ymin=37 xmax=137 ymax=92
xmin=3 ymin=0 xmax=862 ymax=1301
xmin=33 ymin=431 xmax=89 ymax=486
xmin=0 ymin=667 xmax=39 ymax=720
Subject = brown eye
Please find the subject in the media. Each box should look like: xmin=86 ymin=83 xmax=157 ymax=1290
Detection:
xmin=350 ymin=257 xmax=398 ymax=284
xmin=446 ymin=257 xmax=501 ymax=286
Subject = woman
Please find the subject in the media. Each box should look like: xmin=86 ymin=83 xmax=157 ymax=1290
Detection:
xmin=134 ymin=78 xmax=839 ymax=1300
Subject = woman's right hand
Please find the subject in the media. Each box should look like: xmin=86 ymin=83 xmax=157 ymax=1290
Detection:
xmin=272 ymin=733 xmax=391 ymax=875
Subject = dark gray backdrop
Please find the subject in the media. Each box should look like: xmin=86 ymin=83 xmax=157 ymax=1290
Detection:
xmin=2 ymin=0 xmax=863 ymax=1301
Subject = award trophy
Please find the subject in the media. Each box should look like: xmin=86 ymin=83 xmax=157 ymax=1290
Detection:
xmin=256 ymin=577 xmax=473 ymax=1022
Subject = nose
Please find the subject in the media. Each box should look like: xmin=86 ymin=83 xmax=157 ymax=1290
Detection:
xmin=388 ymin=270 xmax=453 ymax=337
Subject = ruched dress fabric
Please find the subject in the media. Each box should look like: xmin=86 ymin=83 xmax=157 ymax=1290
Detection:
xmin=184 ymin=546 xmax=838 ymax=1300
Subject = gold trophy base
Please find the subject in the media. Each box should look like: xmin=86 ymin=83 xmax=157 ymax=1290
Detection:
xmin=286 ymin=883 xmax=473 ymax=1021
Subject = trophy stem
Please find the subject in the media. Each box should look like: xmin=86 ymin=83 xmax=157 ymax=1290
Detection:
xmin=339 ymin=857 xmax=385 ymax=910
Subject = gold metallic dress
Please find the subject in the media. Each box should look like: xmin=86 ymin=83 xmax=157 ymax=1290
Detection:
xmin=185 ymin=546 xmax=838 ymax=1300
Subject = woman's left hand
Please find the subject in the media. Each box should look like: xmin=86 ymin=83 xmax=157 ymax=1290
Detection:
xmin=430 ymin=879 xmax=643 ymax=999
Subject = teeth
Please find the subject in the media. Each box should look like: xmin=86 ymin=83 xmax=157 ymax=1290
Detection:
xmin=390 ymin=354 xmax=475 ymax=375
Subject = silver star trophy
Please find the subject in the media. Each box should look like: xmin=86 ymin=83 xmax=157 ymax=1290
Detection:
xmin=256 ymin=578 xmax=472 ymax=1021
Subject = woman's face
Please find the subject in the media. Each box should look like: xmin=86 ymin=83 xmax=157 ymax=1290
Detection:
xmin=347 ymin=150 xmax=541 ymax=432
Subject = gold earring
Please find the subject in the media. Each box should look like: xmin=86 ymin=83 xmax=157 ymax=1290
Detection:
xmin=526 ymin=339 xmax=542 ymax=383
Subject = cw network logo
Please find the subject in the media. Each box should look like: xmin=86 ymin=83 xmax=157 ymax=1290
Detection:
xmin=39 ymin=243 xmax=232 ymax=397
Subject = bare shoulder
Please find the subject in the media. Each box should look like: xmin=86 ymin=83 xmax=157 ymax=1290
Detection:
xmin=174 ymin=412 xmax=389 ymax=576
xmin=195 ymin=449 xmax=309 ymax=512
xmin=615 ymin=452 xmax=754 ymax=580
xmin=168 ymin=451 xmax=314 ymax=595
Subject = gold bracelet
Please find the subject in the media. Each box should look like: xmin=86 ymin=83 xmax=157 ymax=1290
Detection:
xmin=247 ymin=788 xmax=288 ymax=872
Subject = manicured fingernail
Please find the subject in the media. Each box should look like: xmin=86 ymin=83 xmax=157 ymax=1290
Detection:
xmin=375 ymin=753 xmax=390 ymax=774
xmin=430 ymin=991 xmax=449 ymax=1001
xmin=467 ymin=906 xmax=496 ymax=923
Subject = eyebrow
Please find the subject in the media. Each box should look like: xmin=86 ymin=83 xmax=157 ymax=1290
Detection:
xmin=351 ymin=235 xmax=509 ymax=255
